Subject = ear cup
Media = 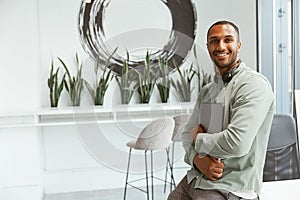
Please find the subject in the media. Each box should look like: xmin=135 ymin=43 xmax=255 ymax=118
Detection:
xmin=221 ymin=59 xmax=241 ymax=83
xmin=222 ymin=71 xmax=234 ymax=83
xmin=222 ymin=66 xmax=238 ymax=83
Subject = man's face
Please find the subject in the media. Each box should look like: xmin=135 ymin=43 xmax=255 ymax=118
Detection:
xmin=206 ymin=24 xmax=241 ymax=71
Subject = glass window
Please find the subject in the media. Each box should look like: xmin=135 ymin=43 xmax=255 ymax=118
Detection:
xmin=293 ymin=0 xmax=300 ymax=90
xmin=258 ymin=0 xmax=296 ymax=115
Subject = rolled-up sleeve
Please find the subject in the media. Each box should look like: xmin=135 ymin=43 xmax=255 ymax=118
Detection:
xmin=194 ymin=75 xmax=274 ymax=159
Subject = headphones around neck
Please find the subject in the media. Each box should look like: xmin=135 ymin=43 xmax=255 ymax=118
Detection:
xmin=222 ymin=60 xmax=241 ymax=83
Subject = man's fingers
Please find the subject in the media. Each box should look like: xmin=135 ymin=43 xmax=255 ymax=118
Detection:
xmin=213 ymin=172 xmax=223 ymax=179
xmin=194 ymin=155 xmax=224 ymax=181
xmin=214 ymin=168 xmax=223 ymax=176
xmin=209 ymin=166 xmax=223 ymax=174
xmin=206 ymin=165 xmax=224 ymax=181
xmin=208 ymin=168 xmax=223 ymax=180
xmin=207 ymin=172 xmax=222 ymax=181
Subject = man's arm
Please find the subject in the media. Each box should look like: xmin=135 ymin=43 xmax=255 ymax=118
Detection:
xmin=193 ymin=75 xmax=275 ymax=159
xmin=191 ymin=124 xmax=224 ymax=181
xmin=182 ymin=86 xmax=224 ymax=181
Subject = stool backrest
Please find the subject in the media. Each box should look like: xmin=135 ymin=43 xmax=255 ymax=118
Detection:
xmin=135 ymin=117 xmax=175 ymax=150
xmin=172 ymin=114 xmax=191 ymax=142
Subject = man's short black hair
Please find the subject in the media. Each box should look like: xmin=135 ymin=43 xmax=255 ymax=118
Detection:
xmin=207 ymin=20 xmax=240 ymax=42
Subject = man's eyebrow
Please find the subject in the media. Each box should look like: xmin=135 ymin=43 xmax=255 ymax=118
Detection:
xmin=208 ymin=35 xmax=234 ymax=40
xmin=208 ymin=36 xmax=218 ymax=40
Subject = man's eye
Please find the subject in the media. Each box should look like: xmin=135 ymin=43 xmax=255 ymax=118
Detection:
xmin=225 ymin=38 xmax=233 ymax=42
xmin=211 ymin=39 xmax=218 ymax=44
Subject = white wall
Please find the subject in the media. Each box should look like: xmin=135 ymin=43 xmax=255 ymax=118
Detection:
xmin=0 ymin=1 xmax=42 ymax=199
xmin=0 ymin=0 xmax=40 ymax=113
xmin=0 ymin=0 xmax=257 ymax=197
xmin=0 ymin=127 xmax=42 ymax=200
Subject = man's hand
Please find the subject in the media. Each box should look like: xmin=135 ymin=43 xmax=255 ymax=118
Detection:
xmin=193 ymin=154 xmax=224 ymax=181
xmin=190 ymin=124 xmax=205 ymax=146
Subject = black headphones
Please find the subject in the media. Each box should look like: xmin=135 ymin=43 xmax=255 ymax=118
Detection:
xmin=222 ymin=59 xmax=241 ymax=83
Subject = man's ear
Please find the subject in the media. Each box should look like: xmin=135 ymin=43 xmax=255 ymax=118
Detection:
xmin=237 ymin=41 xmax=242 ymax=52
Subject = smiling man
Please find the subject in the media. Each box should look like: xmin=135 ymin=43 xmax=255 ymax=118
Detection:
xmin=206 ymin=21 xmax=241 ymax=75
xmin=167 ymin=20 xmax=275 ymax=200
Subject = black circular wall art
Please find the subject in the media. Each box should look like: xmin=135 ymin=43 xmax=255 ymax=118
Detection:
xmin=78 ymin=0 xmax=197 ymax=75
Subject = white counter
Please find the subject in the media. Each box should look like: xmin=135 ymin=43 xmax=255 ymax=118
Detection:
xmin=261 ymin=179 xmax=300 ymax=199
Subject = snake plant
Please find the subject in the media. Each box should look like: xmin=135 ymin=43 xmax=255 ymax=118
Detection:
xmin=84 ymin=58 xmax=114 ymax=106
xmin=84 ymin=49 xmax=117 ymax=105
xmin=58 ymin=53 xmax=84 ymax=106
xmin=171 ymin=60 xmax=196 ymax=102
xmin=156 ymin=57 xmax=171 ymax=103
xmin=133 ymin=51 xmax=157 ymax=104
xmin=115 ymin=52 xmax=135 ymax=104
xmin=47 ymin=59 xmax=65 ymax=107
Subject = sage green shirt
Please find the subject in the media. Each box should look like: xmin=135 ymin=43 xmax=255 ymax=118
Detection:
xmin=182 ymin=62 xmax=275 ymax=195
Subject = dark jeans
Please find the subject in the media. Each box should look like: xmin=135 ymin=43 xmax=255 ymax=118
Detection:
xmin=167 ymin=176 xmax=259 ymax=200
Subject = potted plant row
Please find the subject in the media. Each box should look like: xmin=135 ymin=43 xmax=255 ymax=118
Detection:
xmin=47 ymin=52 xmax=206 ymax=107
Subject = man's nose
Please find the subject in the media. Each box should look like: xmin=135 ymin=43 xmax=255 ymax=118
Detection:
xmin=216 ymin=40 xmax=226 ymax=51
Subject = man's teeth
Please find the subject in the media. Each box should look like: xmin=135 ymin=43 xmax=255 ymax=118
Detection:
xmin=216 ymin=53 xmax=227 ymax=56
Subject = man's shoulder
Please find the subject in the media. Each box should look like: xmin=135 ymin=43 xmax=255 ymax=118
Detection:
xmin=239 ymin=63 xmax=270 ymax=84
xmin=234 ymin=63 xmax=274 ymax=99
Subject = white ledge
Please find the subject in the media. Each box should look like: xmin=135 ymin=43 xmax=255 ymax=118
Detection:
xmin=0 ymin=103 xmax=194 ymax=128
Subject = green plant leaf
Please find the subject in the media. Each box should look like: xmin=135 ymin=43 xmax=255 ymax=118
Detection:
xmin=48 ymin=59 xmax=65 ymax=107
xmin=58 ymin=57 xmax=72 ymax=83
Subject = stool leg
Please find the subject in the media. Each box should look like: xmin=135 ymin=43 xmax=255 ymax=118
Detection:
xmin=151 ymin=150 xmax=154 ymax=200
xmin=163 ymin=146 xmax=170 ymax=192
xmin=166 ymin=148 xmax=176 ymax=191
xmin=123 ymin=148 xmax=132 ymax=200
xmin=171 ymin=142 xmax=176 ymax=189
xmin=145 ymin=150 xmax=150 ymax=200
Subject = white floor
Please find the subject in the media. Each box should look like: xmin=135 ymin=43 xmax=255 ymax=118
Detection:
xmin=0 ymin=184 xmax=172 ymax=200
xmin=45 ymin=185 xmax=170 ymax=200
xmin=3 ymin=179 xmax=300 ymax=200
